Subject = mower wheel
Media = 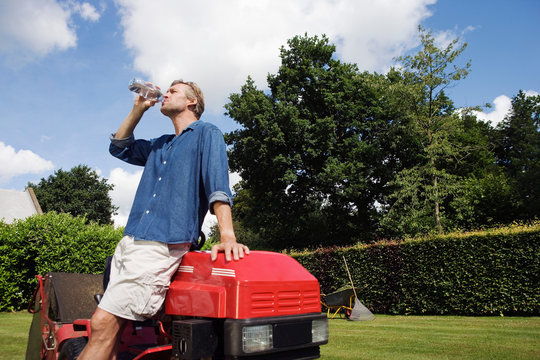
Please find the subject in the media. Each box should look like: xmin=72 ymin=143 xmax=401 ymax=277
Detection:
xmin=58 ymin=337 xmax=88 ymax=360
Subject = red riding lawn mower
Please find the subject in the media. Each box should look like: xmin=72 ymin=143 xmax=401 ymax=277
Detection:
xmin=26 ymin=250 xmax=329 ymax=359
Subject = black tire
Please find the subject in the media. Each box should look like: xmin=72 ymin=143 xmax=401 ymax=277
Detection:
xmin=58 ymin=337 xmax=88 ymax=360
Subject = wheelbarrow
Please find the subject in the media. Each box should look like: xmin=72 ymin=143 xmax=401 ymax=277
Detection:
xmin=321 ymin=257 xmax=375 ymax=321
xmin=320 ymin=287 xmax=356 ymax=319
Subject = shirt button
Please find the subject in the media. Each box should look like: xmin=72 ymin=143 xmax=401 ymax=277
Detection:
xmin=146 ymin=210 xmax=150 ymax=214
xmin=158 ymin=177 xmax=162 ymax=181
xmin=163 ymin=161 xmax=167 ymax=164
xmin=153 ymin=194 xmax=156 ymax=198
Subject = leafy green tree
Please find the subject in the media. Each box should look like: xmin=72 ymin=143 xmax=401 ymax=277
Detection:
xmin=28 ymin=164 xmax=117 ymax=224
xmin=451 ymin=109 xmax=499 ymax=178
xmin=380 ymin=27 xmax=473 ymax=236
xmin=225 ymin=34 xmax=398 ymax=249
xmin=449 ymin=170 xmax=518 ymax=228
xmin=444 ymin=110 xmax=518 ymax=228
xmin=495 ymin=90 xmax=540 ymax=219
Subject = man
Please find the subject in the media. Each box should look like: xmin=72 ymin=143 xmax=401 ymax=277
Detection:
xmin=79 ymin=80 xmax=249 ymax=359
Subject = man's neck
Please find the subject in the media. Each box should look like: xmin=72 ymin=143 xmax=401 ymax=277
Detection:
xmin=170 ymin=114 xmax=198 ymax=135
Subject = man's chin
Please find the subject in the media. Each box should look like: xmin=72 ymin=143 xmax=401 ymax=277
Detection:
xmin=160 ymin=106 xmax=172 ymax=117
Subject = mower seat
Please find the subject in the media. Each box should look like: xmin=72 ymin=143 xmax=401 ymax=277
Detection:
xmin=47 ymin=272 xmax=104 ymax=323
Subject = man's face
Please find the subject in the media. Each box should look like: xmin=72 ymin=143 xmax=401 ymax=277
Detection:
xmin=160 ymin=83 xmax=195 ymax=117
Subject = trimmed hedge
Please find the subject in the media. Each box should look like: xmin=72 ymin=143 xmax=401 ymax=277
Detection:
xmin=2 ymin=212 xmax=538 ymax=316
xmin=290 ymin=223 xmax=540 ymax=316
xmin=0 ymin=212 xmax=123 ymax=311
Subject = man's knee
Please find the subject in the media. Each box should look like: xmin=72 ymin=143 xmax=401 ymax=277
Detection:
xmin=90 ymin=308 xmax=124 ymax=338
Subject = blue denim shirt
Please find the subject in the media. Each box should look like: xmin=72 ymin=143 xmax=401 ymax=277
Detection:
xmin=109 ymin=120 xmax=233 ymax=245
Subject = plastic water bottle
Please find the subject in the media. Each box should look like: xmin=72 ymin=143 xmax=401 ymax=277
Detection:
xmin=128 ymin=78 xmax=163 ymax=101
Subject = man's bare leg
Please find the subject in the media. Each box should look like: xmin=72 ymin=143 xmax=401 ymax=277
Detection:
xmin=78 ymin=307 xmax=127 ymax=360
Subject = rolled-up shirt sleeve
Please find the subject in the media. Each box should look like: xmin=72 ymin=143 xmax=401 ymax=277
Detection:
xmin=110 ymin=133 xmax=135 ymax=148
xmin=208 ymin=191 xmax=233 ymax=213
xmin=109 ymin=133 xmax=154 ymax=167
xmin=201 ymin=128 xmax=233 ymax=214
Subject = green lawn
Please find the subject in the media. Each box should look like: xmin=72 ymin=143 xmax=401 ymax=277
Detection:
xmin=321 ymin=315 xmax=540 ymax=359
xmin=0 ymin=312 xmax=34 ymax=359
xmin=2 ymin=312 xmax=538 ymax=359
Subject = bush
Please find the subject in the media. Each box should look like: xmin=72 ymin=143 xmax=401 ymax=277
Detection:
xmin=0 ymin=212 xmax=123 ymax=311
xmin=290 ymin=222 xmax=540 ymax=316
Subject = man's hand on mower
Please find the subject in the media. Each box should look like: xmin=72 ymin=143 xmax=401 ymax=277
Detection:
xmin=211 ymin=202 xmax=249 ymax=262
xmin=211 ymin=239 xmax=250 ymax=262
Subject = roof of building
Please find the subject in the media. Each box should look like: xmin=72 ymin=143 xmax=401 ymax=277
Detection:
xmin=0 ymin=188 xmax=43 ymax=224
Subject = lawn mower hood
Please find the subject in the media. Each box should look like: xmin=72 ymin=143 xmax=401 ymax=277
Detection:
xmin=166 ymin=250 xmax=322 ymax=318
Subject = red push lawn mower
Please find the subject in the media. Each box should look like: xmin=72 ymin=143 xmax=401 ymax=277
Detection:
xmin=26 ymin=250 xmax=329 ymax=359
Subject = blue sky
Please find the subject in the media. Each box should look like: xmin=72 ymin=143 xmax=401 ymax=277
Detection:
xmin=1 ymin=0 xmax=538 ymax=227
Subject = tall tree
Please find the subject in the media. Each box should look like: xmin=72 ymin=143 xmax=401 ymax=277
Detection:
xmin=28 ymin=164 xmax=117 ymax=224
xmin=446 ymin=110 xmax=517 ymax=229
xmin=225 ymin=34 xmax=395 ymax=249
xmin=380 ymin=27 xmax=472 ymax=236
xmin=495 ymin=90 xmax=540 ymax=219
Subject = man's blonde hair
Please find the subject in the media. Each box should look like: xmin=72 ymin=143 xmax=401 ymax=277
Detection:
xmin=170 ymin=80 xmax=205 ymax=119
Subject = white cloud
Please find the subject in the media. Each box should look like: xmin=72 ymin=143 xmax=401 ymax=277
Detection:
xmin=433 ymin=25 xmax=477 ymax=49
xmin=0 ymin=142 xmax=54 ymax=184
xmin=475 ymin=95 xmax=512 ymax=126
xmin=433 ymin=29 xmax=459 ymax=49
xmin=108 ymin=167 xmax=143 ymax=227
xmin=201 ymin=212 xmax=217 ymax=238
xmin=475 ymin=90 xmax=540 ymax=126
xmin=69 ymin=1 xmax=101 ymax=22
xmin=524 ymin=90 xmax=540 ymax=97
xmin=114 ymin=0 xmax=435 ymax=113
xmin=0 ymin=0 xmax=100 ymax=63
xmin=40 ymin=135 xmax=52 ymax=143
xmin=229 ymin=172 xmax=241 ymax=191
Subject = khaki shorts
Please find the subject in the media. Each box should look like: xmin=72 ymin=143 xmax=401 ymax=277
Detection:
xmin=98 ymin=235 xmax=190 ymax=321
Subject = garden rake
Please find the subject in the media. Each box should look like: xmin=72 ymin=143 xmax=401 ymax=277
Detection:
xmin=343 ymin=256 xmax=375 ymax=321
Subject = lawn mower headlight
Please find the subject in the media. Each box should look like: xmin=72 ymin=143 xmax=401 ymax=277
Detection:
xmin=312 ymin=318 xmax=329 ymax=343
xmin=242 ymin=324 xmax=273 ymax=353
